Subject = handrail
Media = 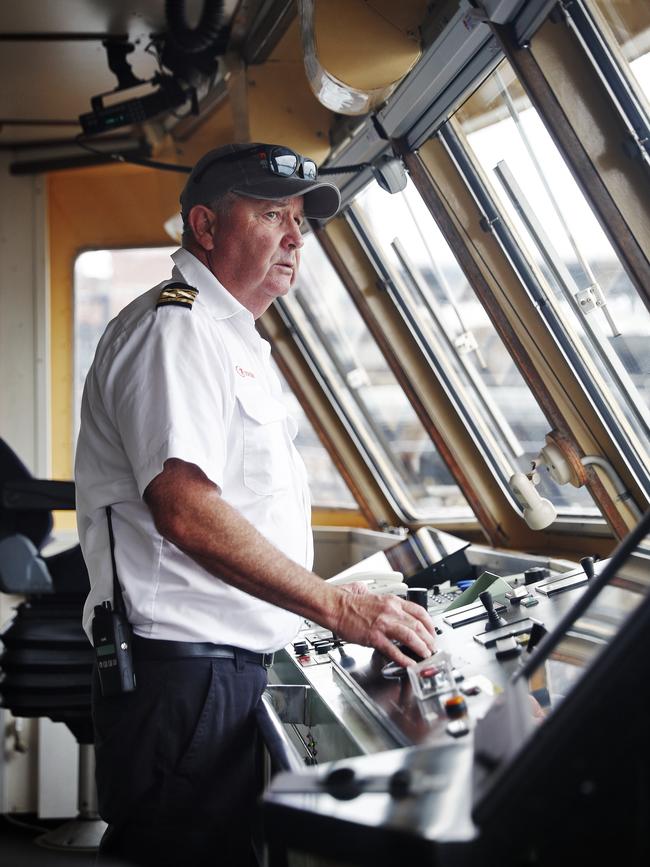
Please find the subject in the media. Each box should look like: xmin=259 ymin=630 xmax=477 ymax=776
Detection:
xmin=257 ymin=692 xmax=307 ymax=774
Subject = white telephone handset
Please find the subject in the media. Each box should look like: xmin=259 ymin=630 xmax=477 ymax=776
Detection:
xmin=326 ymin=570 xmax=408 ymax=596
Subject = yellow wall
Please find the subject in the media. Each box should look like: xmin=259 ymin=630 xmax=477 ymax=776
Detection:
xmin=48 ymin=161 xmax=184 ymax=521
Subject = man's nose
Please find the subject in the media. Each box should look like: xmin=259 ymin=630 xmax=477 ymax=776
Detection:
xmin=284 ymin=221 xmax=304 ymax=249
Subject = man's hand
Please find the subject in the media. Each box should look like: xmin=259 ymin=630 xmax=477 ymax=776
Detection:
xmin=331 ymin=590 xmax=436 ymax=668
xmin=340 ymin=581 xmax=369 ymax=596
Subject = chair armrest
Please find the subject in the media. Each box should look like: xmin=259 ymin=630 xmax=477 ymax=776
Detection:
xmin=2 ymin=479 xmax=76 ymax=510
xmin=0 ymin=535 xmax=53 ymax=594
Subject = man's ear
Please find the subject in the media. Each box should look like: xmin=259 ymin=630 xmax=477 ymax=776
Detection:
xmin=187 ymin=205 xmax=217 ymax=251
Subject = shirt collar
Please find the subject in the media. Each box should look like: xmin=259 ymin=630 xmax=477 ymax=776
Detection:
xmin=170 ymin=247 xmax=254 ymax=324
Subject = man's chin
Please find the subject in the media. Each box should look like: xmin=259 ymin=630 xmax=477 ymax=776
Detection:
xmin=264 ymin=281 xmax=292 ymax=300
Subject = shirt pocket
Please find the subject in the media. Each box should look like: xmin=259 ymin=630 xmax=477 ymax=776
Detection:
xmin=236 ymin=387 xmax=291 ymax=496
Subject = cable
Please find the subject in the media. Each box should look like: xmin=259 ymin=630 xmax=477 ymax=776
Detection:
xmin=165 ymin=0 xmax=225 ymax=55
xmin=74 ymin=138 xmax=370 ymax=178
xmin=581 ymin=455 xmax=643 ymax=521
xmin=75 ymin=134 xmax=191 ymax=173
xmin=74 ymin=136 xmax=377 ymax=179
xmin=3 ymin=813 xmax=49 ymax=834
xmin=319 ymin=162 xmax=372 ymax=176
xmin=144 ymin=40 xmax=165 ymax=76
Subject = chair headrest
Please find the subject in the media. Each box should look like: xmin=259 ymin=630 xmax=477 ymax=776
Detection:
xmin=0 ymin=438 xmax=53 ymax=549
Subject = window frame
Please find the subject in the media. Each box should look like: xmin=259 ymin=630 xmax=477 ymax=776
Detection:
xmin=438 ymin=117 xmax=650 ymax=499
xmin=564 ymin=0 xmax=650 ymax=167
xmin=274 ymin=295 xmax=421 ymax=523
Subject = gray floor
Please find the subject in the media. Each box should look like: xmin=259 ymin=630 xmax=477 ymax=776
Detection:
xmin=0 ymin=815 xmax=98 ymax=866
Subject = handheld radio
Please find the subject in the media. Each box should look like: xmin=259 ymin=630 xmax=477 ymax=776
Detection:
xmin=92 ymin=506 xmax=136 ymax=696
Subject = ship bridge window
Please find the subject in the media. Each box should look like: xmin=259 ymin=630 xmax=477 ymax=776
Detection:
xmin=73 ymin=247 xmax=355 ymax=510
xmin=351 ymin=178 xmax=596 ymax=515
xmin=590 ymin=0 xmax=650 ymax=107
xmin=283 ymin=233 xmax=471 ymax=521
xmin=271 ymin=361 xmax=357 ymax=509
xmin=74 ymin=247 xmax=175 ymax=439
xmin=453 ymin=59 xmax=650 ymax=494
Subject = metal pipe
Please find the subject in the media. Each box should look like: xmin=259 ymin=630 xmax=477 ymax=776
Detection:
xmin=581 ymin=455 xmax=643 ymax=521
xmin=78 ymin=744 xmax=99 ymax=819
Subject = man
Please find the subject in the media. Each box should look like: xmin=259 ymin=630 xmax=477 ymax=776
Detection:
xmin=75 ymin=143 xmax=436 ymax=867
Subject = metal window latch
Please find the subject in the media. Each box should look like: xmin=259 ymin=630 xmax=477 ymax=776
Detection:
xmin=575 ymin=283 xmax=606 ymax=312
xmin=346 ymin=367 xmax=371 ymax=389
xmin=454 ymin=330 xmax=487 ymax=368
xmin=574 ymin=284 xmax=620 ymax=337
xmin=454 ymin=330 xmax=478 ymax=355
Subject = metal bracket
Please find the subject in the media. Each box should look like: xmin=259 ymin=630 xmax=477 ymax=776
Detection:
xmin=454 ymin=329 xmax=487 ymax=367
xmin=454 ymin=330 xmax=478 ymax=355
xmin=265 ymin=684 xmax=328 ymax=727
xmin=574 ymin=283 xmax=620 ymax=337
xmin=575 ymin=282 xmax=606 ymax=313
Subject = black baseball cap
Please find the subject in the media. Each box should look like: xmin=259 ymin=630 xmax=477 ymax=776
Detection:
xmin=180 ymin=142 xmax=341 ymax=220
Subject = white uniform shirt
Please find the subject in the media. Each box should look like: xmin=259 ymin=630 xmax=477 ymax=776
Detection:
xmin=76 ymin=247 xmax=312 ymax=652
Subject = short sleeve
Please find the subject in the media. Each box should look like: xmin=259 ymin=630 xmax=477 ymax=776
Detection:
xmin=102 ymin=307 xmax=232 ymax=495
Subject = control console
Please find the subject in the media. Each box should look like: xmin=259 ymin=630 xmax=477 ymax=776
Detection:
xmin=281 ymin=555 xmax=602 ymax=752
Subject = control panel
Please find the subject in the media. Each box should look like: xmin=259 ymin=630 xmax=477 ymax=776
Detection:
xmin=278 ymin=554 xmax=603 ymax=753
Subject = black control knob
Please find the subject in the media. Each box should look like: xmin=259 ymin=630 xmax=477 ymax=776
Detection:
xmin=389 ymin=769 xmax=412 ymax=799
xmin=524 ymin=566 xmax=549 ymax=586
xmin=407 ymin=587 xmax=428 ymax=610
xmin=479 ymin=590 xmax=507 ymax=631
xmin=324 ymin=767 xmax=361 ymax=800
xmin=580 ymin=556 xmax=595 ymax=580
xmin=525 ymin=622 xmax=548 ymax=655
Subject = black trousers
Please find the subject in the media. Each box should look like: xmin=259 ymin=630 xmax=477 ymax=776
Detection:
xmin=92 ymin=651 xmax=268 ymax=867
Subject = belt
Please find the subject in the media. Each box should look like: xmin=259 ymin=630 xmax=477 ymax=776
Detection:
xmin=132 ymin=636 xmax=274 ymax=668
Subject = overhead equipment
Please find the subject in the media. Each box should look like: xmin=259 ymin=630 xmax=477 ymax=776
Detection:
xmin=79 ymin=1 xmax=228 ymax=136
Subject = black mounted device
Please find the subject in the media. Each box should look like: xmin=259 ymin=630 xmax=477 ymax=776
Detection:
xmin=92 ymin=506 xmax=136 ymax=697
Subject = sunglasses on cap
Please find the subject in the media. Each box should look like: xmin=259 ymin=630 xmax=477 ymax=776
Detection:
xmin=193 ymin=145 xmax=318 ymax=184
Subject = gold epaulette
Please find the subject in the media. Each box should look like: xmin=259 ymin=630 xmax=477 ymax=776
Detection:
xmin=156 ymin=282 xmax=199 ymax=310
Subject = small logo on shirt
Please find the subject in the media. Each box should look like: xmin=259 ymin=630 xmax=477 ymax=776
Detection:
xmin=236 ymin=365 xmax=256 ymax=379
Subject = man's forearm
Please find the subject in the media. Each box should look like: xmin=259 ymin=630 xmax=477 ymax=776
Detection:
xmin=182 ymin=493 xmax=345 ymax=629
xmin=145 ymin=458 xmax=342 ymax=628
xmin=144 ymin=458 xmax=436 ymax=664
